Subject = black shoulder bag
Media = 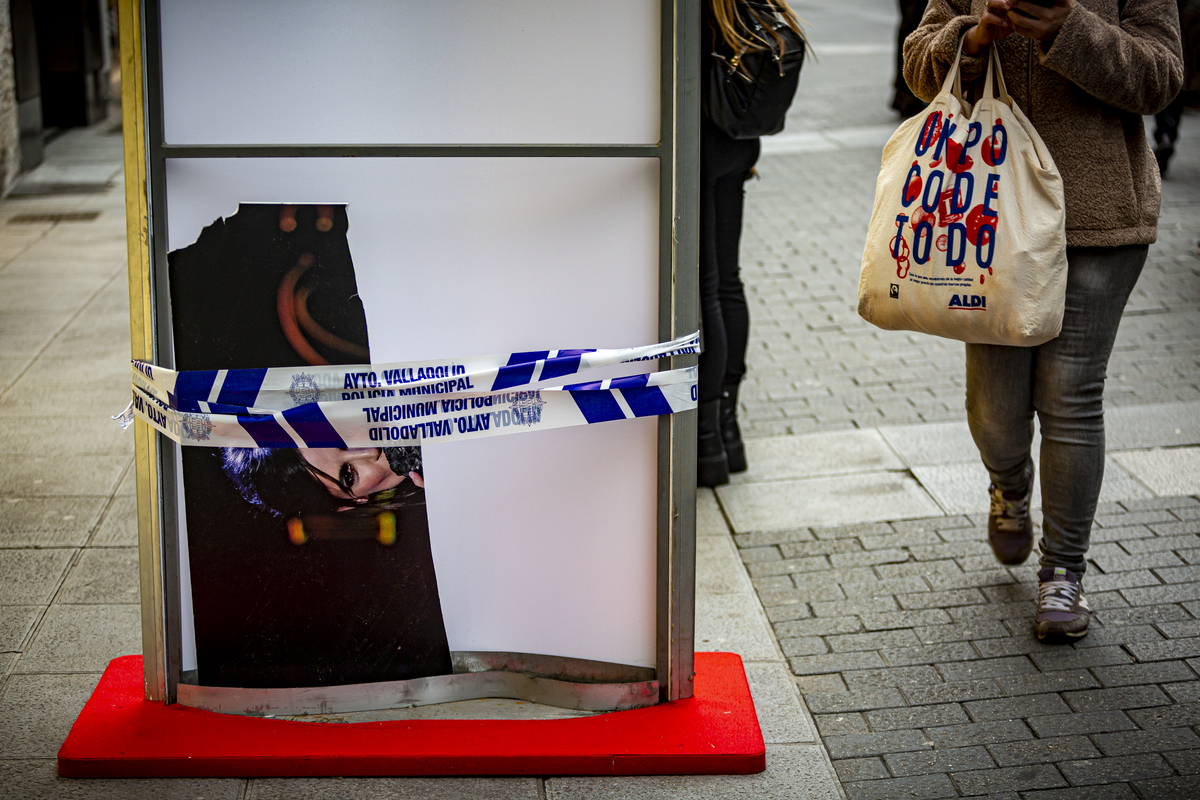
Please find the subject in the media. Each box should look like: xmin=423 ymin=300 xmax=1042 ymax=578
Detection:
xmin=703 ymin=2 xmax=806 ymax=140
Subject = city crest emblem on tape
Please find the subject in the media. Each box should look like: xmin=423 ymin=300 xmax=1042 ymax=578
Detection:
xmin=288 ymin=372 xmax=321 ymax=406
xmin=180 ymin=413 xmax=215 ymax=442
xmin=510 ymin=391 xmax=545 ymax=427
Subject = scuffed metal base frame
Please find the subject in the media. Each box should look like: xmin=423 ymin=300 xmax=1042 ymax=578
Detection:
xmin=178 ymin=651 xmax=659 ymax=717
xmin=119 ymin=0 xmax=699 ymax=711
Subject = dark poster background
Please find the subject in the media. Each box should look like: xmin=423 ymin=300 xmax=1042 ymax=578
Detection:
xmin=168 ymin=203 xmax=452 ymax=688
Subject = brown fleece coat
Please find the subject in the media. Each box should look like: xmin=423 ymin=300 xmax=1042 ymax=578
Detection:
xmin=903 ymin=0 xmax=1184 ymax=247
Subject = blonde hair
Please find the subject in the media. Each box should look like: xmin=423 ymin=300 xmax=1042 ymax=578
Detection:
xmin=711 ymin=0 xmax=809 ymax=78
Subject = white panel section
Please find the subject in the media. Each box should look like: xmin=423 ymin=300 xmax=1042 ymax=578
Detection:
xmin=166 ymin=157 xmax=661 ymax=667
xmin=159 ymin=0 xmax=660 ymax=146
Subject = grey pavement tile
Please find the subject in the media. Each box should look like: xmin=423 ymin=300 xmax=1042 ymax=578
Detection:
xmin=986 ymin=736 xmax=1100 ymax=767
xmin=1121 ymin=533 xmax=1200 ymax=554
xmin=914 ymin=619 xmax=1010 ymax=644
xmin=899 ymin=680 xmax=1004 ymax=706
xmin=827 ymin=628 xmax=919 ymax=653
xmin=925 ymin=720 xmax=1033 ymax=748
xmin=1030 ymin=645 xmax=1134 ymax=672
xmin=794 ymin=674 xmax=849 ymax=695
xmin=0 ymin=275 xmax=107 ymax=312
xmin=695 ymin=535 xmax=755 ymax=596
xmin=744 ymin=661 xmax=815 ymax=744
xmin=814 ymin=712 xmax=869 ymax=736
xmin=950 ymin=763 xmax=1067 ymax=795
xmin=1091 ymin=660 xmax=1197 ymax=686
xmin=0 ymin=496 xmax=107 ymax=547
xmin=864 ymin=703 xmax=967 ymax=732
xmin=0 ymin=311 xmax=72 ymax=356
xmin=16 ymin=603 xmax=140 ymax=673
xmin=880 ymin=642 xmax=976 ymax=667
xmin=1073 ymin=624 xmax=1165 ymax=649
xmin=0 ymin=604 xmax=42 ymax=651
xmin=1106 ymin=401 xmax=1200 ymax=450
xmin=841 ymin=665 xmax=944 ymax=692
xmin=1155 ymin=564 xmax=1200 ymax=583
xmin=250 ymin=777 xmax=539 ymax=799
xmin=859 ymin=609 xmax=949 ymax=631
xmin=895 ymin=588 xmax=986 ymax=610
xmin=1097 ymin=603 xmax=1192 ymax=626
xmin=90 ymin=496 xmax=137 ymax=547
xmin=936 ymin=656 xmax=1037 ymax=682
xmin=1027 ymin=710 xmax=1138 ymax=738
xmin=1112 ymin=447 xmax=1200 ymax=497
xmin=822 ymin=729 xmax=933 ymax=760
xmin=0 ymin=454 xmax=129 ymax=497
xmin=0 ymin=412 xmax=131 ymax=457
xmin=877 ymin=421 xmax=977 ymax=467
xmin=789 ymin=650 xmax=885 ymax=676
xmin=841 ymin=773 xmax=958 ymax=800
xmin=913 ymin=458 xmax=1152 ymax=515
xmin=884 ymin=745 xmax=994 ymax=777
xmin=0 ymin=760 xmax=243 ymax=800
xmin=781 ymin=636 xmax=826 ymax=657
xmin=1019 ymin=786 xmax=1136 ymax=800
xmin=696 ymin=488 xmax=728 ymax=536
xmin=0 ymin=548 xmax=74 ymax=605
xmin=546 ymin=744 xmax=840 ymax=800
xmin=716 ymin=471 xmax=942 ymax=532
xmin=804 ymin=688 xmax=906 ymax=714
xmin=1090 ymin=549 xmax=1185 ymax=573
xmin=729 ymin=430 xmax=905 ymax=483
xmin=832 ymin=757 xmax=889 ymax=782
xmin=1092 ymin=727 xmax=1200 ymax=757
xmin=1126 ymin=702 xmax=1200 ymax=729
xmin=963 ymin=693 xmax=1071 ymax=721
xmin=993 ymin=670 xmax=1099 ymax=696
xmin=1058 ymin=753 xmax=1174 ymax=786
xmin=1163 ymin=680 xmax=1200 ymax=703
xmin=774 ymin=616 xmax=860 ymax=639
xmin=695 ymin=593 xmax=778 ymax=661
xmin=57 ymin=548 xmax=140 ymax=604
xmin=1127 ymin=638 xmax=1200 ymax=662
xmin=1063 ymin=685 xmax=1172 ymax=713
xmin=1133 ymin=775 xmax=1200 ymax=800
xmin=0 ymin=383 xmax=131 ymax=418
xmin=1163 ymin=748 xmax=1200 ymax=774
xmin=0 ymin=672 xmax=100 ymax=757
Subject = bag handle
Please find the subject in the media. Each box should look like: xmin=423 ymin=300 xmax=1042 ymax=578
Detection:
xmin=983 ymin=44 xmax=1013 ymax=106
xmin=939 ymin=36 xmax=967 ymax=102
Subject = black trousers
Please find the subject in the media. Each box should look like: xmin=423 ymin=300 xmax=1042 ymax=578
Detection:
xmin=698 ymin=118 xmax=760 ymax=404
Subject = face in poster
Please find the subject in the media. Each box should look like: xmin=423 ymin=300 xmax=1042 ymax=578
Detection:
xmin=170 ymin=203 xmax=453 ymax=688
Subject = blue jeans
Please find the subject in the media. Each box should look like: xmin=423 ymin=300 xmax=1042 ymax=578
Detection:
xmin=965 ymin=245 xmax=1148 ymax=575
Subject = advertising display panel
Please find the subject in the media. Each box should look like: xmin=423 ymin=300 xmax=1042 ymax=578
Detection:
xmin=124 ymin=0 xmax=699 ymax=715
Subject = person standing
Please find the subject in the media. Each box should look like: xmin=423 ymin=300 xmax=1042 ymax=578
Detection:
xmin=903 ymin=0 xmax=1183 ymax=640
xmin=698 ymin=0 xmax=807 ymax=486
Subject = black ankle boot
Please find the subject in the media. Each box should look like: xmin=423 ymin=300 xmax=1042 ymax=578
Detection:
xmin=696 ymin=399 xmax=729 ymax=487
xmin=720 ymin=383 xmax=747 ymax=473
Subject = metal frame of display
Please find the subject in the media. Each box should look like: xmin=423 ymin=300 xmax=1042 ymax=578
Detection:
xmin=119 ymin=0 xmax=700 ymax=710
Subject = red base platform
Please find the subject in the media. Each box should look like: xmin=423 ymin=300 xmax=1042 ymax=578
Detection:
xmin=58 ymin=651 xmax=764 ymax=778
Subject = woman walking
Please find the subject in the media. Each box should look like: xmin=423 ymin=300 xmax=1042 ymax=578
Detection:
xmin=904 ymin=0 xmax=1183 ymax=640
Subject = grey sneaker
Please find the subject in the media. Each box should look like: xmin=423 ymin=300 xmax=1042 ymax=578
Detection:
xmin=1036 ymin=566 xmax=1091 ymax=641
xmin=988 ymin=482 xmax=1034 ymax=565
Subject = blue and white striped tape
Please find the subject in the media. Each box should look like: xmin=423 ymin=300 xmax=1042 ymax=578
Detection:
xmin=123 ymin=367 xmax=697 ymax=448
xmin=131 ymin=332 xmax=700 ymax=415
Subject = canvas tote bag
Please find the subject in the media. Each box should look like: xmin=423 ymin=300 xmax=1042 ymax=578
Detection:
xmin=858 ymin=42 xmax=1067 ymax=346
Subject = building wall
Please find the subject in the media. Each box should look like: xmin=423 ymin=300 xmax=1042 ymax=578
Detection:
xmin=0 ymin=0 xmax=24 ymax=194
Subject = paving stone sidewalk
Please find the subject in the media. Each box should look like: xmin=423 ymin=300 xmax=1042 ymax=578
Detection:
xmin=734 ymin=497 xmax=1200 ymax=799
xmin=719 ymin=1 xmax=1200 ymax=793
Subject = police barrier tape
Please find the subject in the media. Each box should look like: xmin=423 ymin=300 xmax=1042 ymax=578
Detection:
xmin=130 ymin=332 xmax=701 ymax=415
xmin=120 ymin=367 xmax=698 ymax=448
